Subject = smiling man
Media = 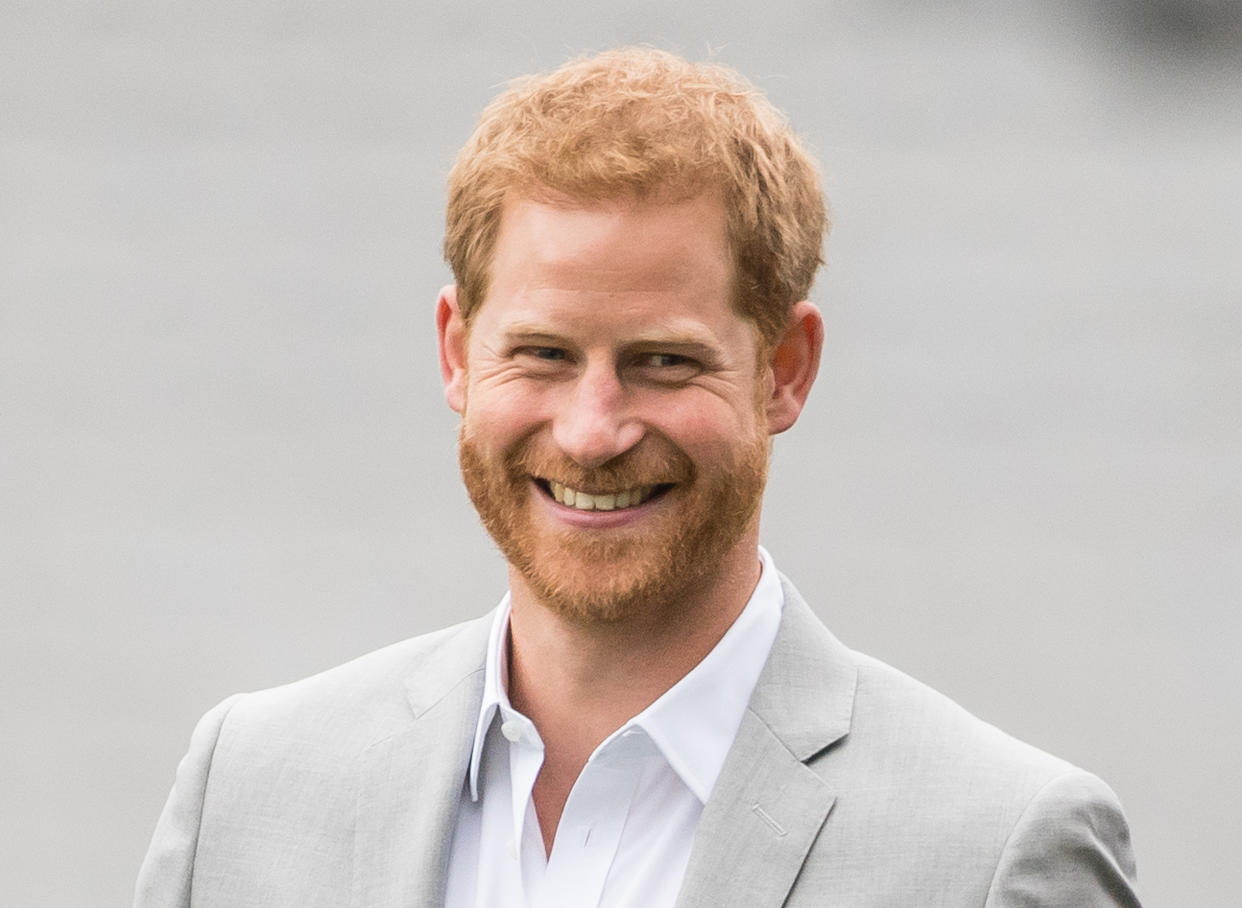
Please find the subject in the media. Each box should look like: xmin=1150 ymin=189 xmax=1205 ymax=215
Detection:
xmin=136 ymin=49 xmax=1142 ymax=907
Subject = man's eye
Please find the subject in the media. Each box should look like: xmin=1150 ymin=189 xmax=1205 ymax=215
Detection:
xmin=633 ymin=353 xmax=702 ymax=382
xmin=642 ymin=353 xmax=690 ymax=368
xmin=524 ymin=347 xmax=567 ymax=361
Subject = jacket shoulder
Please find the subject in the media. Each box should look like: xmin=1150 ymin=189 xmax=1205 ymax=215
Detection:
xmin=220 ymin=612 xmax=491 ymax=750
xmin=847 ymin=649 xmax=1078 ymax=785
xmin=135 ymin=614 xmax=492 ymax=907
xmin=777 ymin=592 xmax=1140 ymax=904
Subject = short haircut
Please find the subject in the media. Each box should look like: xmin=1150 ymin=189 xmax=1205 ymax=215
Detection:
xmin=443 ymin=47 xmax=829 ymax=347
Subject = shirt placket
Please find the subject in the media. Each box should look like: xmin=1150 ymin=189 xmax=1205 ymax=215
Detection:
xmin=533 ymin=728 xmax=650 ymax=908
xmin=497 ymin=707 xmax=545 ymax=905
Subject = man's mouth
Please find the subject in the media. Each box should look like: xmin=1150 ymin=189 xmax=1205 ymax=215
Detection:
xmin=540 ymin=479 xmax=672 ymax=512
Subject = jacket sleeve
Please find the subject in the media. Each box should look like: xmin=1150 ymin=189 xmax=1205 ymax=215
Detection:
xmin=985 ymin=769 xmax=1142 ymax=907
xmin=134 ymin=695 xmax=245 ymax=908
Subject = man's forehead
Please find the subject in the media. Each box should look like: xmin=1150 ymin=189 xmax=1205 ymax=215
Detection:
xmin=489 ymin=193 xmax=731 ymax=275
xmin=493 ymin=312 xmax=730 ymax=347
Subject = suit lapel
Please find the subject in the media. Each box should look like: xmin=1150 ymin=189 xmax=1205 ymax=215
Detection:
xmin=352 ymin=618 xmax=490 ymax=908
xmin=676 ymin=579 xmax=858 ymax=908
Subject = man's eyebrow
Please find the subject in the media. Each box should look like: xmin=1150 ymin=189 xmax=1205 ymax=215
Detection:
xmin=501 ymin=326 xmax=566 ymax=343
xmin=621 ymin=338 xmax=722 ymax=361
xmin=621 ymin=322 xmax=730 ymax=359
xmin=493 ymin=323 xmax=578 ymax=349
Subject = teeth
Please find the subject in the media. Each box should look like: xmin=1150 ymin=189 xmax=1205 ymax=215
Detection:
xmin=548 ymin=481 xmax=655 ymax=512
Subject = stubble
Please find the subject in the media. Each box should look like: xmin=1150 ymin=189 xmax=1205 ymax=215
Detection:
xmin=458 ymin=427 xmax=770 ymax=629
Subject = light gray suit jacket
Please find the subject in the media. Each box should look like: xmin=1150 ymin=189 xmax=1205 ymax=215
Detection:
xmin=136 ymin=579 xmax=1141 ymax=906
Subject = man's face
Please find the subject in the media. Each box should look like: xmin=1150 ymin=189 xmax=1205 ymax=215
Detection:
xmin=444 ymin=192 xmax=775 ymax=626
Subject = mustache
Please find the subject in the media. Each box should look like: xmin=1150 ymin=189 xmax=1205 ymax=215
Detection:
xmin=507 ymin=441 xmax=695 ymax=492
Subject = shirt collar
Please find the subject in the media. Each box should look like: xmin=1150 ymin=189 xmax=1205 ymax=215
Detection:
xmin=466 ymin=590 xmax=514 ymax=801
xmin=465 ymin=547 xmax=785 ymax=804
xmin=629 ymin=546 xmax=784 ymax=801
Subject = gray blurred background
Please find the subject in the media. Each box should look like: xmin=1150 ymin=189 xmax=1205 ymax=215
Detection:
xmin=3 ymin=0 xmax=1239 ymax=904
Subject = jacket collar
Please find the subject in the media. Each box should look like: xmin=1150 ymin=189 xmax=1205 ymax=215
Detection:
xmin=747 ymin=575 xmax=857 ymax=759
xmin=353 ymin=614 xmax=492 ymax=908
xmin=675 ymin=576 xmax=858 ymax=908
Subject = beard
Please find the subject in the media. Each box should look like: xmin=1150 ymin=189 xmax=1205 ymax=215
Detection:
xmin=458 ymin=426 xmax=770 ymax=628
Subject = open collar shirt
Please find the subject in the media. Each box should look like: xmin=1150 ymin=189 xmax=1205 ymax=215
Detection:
xmin=444 ymin=547 xmax=785 ymax=908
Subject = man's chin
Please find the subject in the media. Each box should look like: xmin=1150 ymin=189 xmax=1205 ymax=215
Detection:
xmin=509 ymin=541 xmax=696 ymax=628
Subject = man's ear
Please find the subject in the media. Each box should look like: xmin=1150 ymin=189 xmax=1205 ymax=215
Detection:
xmin=436 ymin=284 xmax=467 ymax=414
xmin=765 ymin=300 xmax=824 ymax=434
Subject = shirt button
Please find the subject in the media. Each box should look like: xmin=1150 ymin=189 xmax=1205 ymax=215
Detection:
xmin=506 ymin=838 xmax=518 ymax=860
xmin=501 ymin=719 xmax=523 ymax=742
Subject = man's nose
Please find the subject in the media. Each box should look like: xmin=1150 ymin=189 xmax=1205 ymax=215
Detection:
xmin=552 ymin=362 xmax=644 ymax=468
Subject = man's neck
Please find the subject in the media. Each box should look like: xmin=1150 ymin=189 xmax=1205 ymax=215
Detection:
xmin=502 ymin=538 xmax=763 ymax=854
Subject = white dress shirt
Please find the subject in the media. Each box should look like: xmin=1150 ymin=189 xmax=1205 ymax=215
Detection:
xmin=444 ymin=547 xmax=785 ymax=908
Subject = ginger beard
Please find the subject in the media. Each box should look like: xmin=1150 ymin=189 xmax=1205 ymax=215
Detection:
xmin=458 ymin=423 xmax=770 ymax=628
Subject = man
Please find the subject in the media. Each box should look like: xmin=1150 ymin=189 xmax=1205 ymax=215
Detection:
xmin=136 ymin=49 xmax=1141 ymax=906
